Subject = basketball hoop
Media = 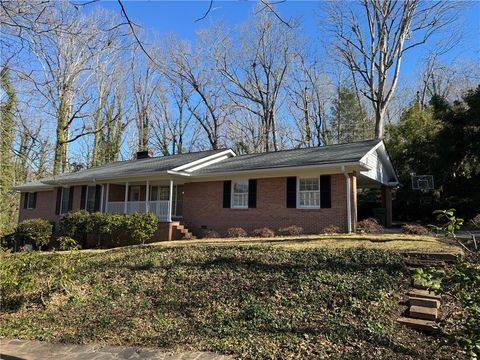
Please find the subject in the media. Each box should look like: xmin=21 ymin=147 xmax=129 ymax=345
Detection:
xmin=411 ymin=174 xmax=434 ymax=193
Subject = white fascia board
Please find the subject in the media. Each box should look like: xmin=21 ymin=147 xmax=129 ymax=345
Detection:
xmin=171 ymin=149 xmax=236 ymax=172
xmin=12 ymin=184 xmax=55 ymax=192
xmin=188 ymin=161 xmax=369 ymax=182
xmin=185 ymin=154 xmax=232 ymax=172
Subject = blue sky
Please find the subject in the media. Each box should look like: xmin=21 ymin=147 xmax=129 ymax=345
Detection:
xmin=94 ymin=0 xmax=480 ymax=80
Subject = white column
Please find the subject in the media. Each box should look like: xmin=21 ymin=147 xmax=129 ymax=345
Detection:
xmin=167 ymin=179 xmax=173 ymax=222
xmin=105 ymin=183 xmax=110 ymax=212
xmin=124 ymin=182 xmax=129 ymax=214
xmin=100 ymin=184 xmax=104 ymax=212
xmin=145 ymin=180 xmax=150 ymax=212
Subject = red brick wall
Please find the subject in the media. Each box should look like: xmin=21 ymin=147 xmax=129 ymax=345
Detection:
xmin=18 ymin=186 xmax=83 ymax=224
xmin=183 ymin=174 xmax=352 ymax=235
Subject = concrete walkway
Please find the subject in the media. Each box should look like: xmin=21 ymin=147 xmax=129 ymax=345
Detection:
xmin=0 ymin=339 xmax=232 ymax=360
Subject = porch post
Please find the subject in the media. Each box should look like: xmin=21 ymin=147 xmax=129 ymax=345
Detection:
xmin=124 ymin=182 xmax=129 ymax=214
xmin=100 ymin=184 xmax=104 ymax=212
xmin=105 ymin=183 xmax=110 ymax=212
xmin=167 ymin=179 xmax=173 ymax=222
xmin=145 ymin=180 xmax=150 ymax=212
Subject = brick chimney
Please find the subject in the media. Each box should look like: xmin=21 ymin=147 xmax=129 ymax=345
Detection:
xmin=136 ymin=150 xmax=153 ymax=159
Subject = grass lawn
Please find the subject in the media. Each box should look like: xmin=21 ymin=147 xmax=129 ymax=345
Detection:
xmin=0 ymin=244 xmax=465 ymax=359
xmin=151 ymin=233 xmax=463 ymax=254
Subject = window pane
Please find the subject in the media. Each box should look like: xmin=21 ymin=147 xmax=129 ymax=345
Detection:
xmin=298 ymin=178 xmax=320 ymax=208
xmin=86 ymin=186 xmax=96 ymax=211
xmin=159 ymin=186 xmax=169 ymax=201
xmin=26 ymin=192 xmax=35 ymax=208
xmin=232 ymin=180 xmax=249 ymax=208
xmin=61 ymin=188 xmax=70 ymax=214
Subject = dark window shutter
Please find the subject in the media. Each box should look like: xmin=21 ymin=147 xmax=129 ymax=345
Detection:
xmin=68 ymin=187 xmax=74 ymax=211
xmin=94 ymin=185 xmax=102 ymax=211
xmin=55 ymin=188 xmax=62 ymax=215
xmin=223 ymin=181 xmax=231 ymax=208
xmin=32 ymin=192 xmax=37 ymax=208
xmin=248 ymin=179 xmax=257 ymax=208
xmin=80 ymin=186 xmax=87 ymax=209
xmin=320 ymin=175 xmax=331 ymax=208
xmin=23 ymin=193 xmax=28 ymax=208
xmin=286 ymin=177 xmax=297 ymax=208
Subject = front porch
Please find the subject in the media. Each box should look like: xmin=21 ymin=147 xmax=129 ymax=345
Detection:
xmin=102 ymin=180 xmax=184 ymax=222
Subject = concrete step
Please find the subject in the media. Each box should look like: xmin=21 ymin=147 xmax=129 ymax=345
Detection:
xmin=408 ymin=297 xmax=440 ymax=309
xmin=396 ymin=317 xmax=438 ymax=332
xmin=404 ymin=251 xmax=460 ymax=263
xmin=406 ymin=289 xmax=441 ymax=301
xmin=405 ymin=259 xmax=446 ymax=268
xmin=409 ymin=305 xmax=438 ymax=321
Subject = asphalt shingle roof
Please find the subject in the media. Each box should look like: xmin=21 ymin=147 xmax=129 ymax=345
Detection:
xmin=15 ymin=140 xmax=381 ymax=189
xmin=191 ymin=139 xmax=380 ymax=174
xmin=43 ymin=149 xmax=227 ymax=184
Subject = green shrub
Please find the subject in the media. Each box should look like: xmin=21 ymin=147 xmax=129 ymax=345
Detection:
xmin=56 ymin=211 xmax=159 ymax=248
xmin=15 ymin=219 xmax=53 ymax=250
xmin=126 ymin=212 xmax=158 ymax=244
xmin=59 ymin=210 xmax=91 ymax=245
xmin=57 ymin=236 xmax=81 ymax=251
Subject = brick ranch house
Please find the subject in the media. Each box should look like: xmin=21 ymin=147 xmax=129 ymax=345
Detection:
xmin=15 ymin=139 xmax=398 ymax=240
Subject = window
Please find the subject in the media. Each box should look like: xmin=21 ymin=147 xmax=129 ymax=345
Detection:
xmin=24 ymin=192 xmax=36 ymax=209
xmin=231 ymin=180 xmax=249 ymax=208
xmin=130 ymin=186 xmax=141 ymax=201
xmin=85 ymin=186 xmax=96 ymax=212
xmin=149 ymin=186 xmax=169 ymax=201
xmin=60 ymin=187 xmax=71 ymax=214
xmin=298 ymin=178 xmax=320 ymax=208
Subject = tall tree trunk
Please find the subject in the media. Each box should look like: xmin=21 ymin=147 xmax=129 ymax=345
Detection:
xmin=0 ymin=67 xmax=17 ymax=236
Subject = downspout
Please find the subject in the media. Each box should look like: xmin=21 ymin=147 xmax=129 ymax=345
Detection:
xmin=342 ymin=166 xmax=352 ymax=233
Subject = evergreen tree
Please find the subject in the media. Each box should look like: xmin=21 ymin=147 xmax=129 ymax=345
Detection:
xmin=330 ymin=87 xmax=373 ymax=144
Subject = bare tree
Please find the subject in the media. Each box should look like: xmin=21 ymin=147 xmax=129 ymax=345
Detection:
xmin=162 ymin=32 xmax=231 ymax=150
xmin=216 ymin=13 xmax=298 ymax=151
xmin=151 ymin=77 xmax=199 ymax=155
xmin=21 ymin=5 xmax=124 ymax=174
xmin=328 ymin=0 xmax=458 ymax=138
xmin=287 ymin=56 xmax=334 ymax=147
xmin=130 ymin=44 xmax=161 ymax=152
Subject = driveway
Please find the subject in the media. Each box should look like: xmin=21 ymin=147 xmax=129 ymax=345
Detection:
xmin=0 ymin=339 xmax=232 ymax=360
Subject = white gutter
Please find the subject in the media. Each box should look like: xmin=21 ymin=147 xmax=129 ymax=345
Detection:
xmin=342 ymin=166 xmax=352 ymax=233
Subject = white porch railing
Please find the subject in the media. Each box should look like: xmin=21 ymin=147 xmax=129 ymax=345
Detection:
xmin=106 ymin=200 xmax=170 ymax=221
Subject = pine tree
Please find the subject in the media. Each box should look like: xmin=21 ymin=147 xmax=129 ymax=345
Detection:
xmin=330 ymin=87 xmax=374 ymax=144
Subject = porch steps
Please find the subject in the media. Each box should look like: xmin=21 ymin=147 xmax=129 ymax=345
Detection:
xmin=171 ymin=222 xmax=196 ymax=240
xmin=396 ymin=253 xmax=447 ymax=333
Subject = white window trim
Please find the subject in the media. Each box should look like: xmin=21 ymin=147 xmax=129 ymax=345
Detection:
xmin=231 ymin=179 xmax=249 ymax=209
xmin=85 ymin=186 xmax=96 ymax=211
xmin=297 ymin=177 xmax=321 ymax=209
xmin=25 ymin=192 xmax=35 ymax=209
xmin=60 ymin=187 xmax=70 ymax=215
